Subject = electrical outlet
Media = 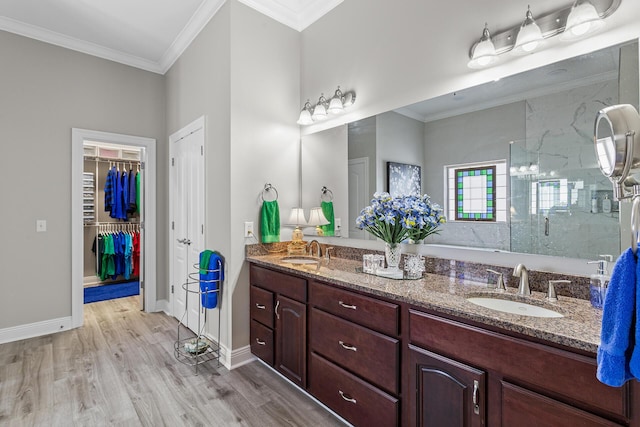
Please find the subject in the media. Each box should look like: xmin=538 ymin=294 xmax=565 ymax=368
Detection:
xmin=335 ymin=218 xmax=341 ymax=228
xmin=244 ymin=221 xmax=254 ymax=238
xmin=36 ymin=220 xmax=47 ymax=232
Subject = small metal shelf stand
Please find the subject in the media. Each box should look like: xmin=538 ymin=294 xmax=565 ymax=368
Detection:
xmin=174 ymin=259 xmax=223 ymax=374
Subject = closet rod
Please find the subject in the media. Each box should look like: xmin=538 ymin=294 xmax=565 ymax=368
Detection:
xmin=84 ymin=156 xmax=141 ymax=164
xmin=84 ymin=220 xmax=140 ymax=226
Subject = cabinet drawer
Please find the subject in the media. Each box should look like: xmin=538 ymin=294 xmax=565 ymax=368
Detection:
xmin=309 ymin=280 xmax=399 ymax=336
xmin=250 ymin=285 xmax=273 ymax=328
xmin=309 ymin=353 xmax=399 ymax=427
xmin=409 ymin=309 xmax=628 ymax=420
xmin=250 ymin=265 xmax=306 ymax=302
xmin=250 ymin=319 xmax=274 ymax=366
xmin=310 ymin=308 xmax=399 ymax=395
xmin=501 ymin=382 xmax=623 ymax=427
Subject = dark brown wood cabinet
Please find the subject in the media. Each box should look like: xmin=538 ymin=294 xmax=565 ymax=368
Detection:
xmin=249 ymin=265 xmax=307 ymax=388
xmin=275 ymin=294 xmax=306 ymax=387
xmin=409 ymin=344 xmax=486 ymax=427
xmin=308 ymin=280 xmax=401 ymax=426
xmin=248 ymin=262 xmax=635 ymax=427
xmin=408 ymin=308 xmax=631 ymax=426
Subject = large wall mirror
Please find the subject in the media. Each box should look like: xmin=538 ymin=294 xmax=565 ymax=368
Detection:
xmin=302 ymin=39 xmax=639 ymax=261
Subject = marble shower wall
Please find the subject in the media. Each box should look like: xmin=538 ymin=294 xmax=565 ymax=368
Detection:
xmin=510 ymin=79 xmax=620 ymax=260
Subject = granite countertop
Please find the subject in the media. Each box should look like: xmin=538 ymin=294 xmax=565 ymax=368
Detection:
xmin=246 ymin=254 xmax=603 ymax=354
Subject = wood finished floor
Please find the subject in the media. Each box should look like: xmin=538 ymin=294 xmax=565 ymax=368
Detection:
xmin=0 ymin=296 xmax=344 ymax=426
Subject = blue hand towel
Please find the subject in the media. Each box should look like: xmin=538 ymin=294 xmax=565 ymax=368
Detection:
xmin=597 ymin=248 xmax=637 ymax=386
xmin=199 ymin=250 xmax=223 ymax=309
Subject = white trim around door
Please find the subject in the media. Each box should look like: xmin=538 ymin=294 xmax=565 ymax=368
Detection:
xmin=71 ymin=128 xmax=157 ymax=328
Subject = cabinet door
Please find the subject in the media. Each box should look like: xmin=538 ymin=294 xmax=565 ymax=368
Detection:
xmin=409 ymin=345 xmax=485 ymax=427
xmin=275 ymin=294 xmax=307 ymax=388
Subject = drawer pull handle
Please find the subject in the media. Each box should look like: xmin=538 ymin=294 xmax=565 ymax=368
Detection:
xmin=255 ymin=338 xmax=266 ymax=346
xmin=339 ymin=341 xmax=357 ymax=352
xmin=338 ymin=301 xmax=357 ymax=310
xmin=339 ymin=390 xmax=357 ymax=404
xmin=275 ymin=300 xmax=280 ymax=320
xmin=473 ymin=380 xmax=480 ymax=415
xmin=255 ymin=303 xmax=266 ymax=310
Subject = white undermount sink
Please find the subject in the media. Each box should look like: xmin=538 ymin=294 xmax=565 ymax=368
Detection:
xmin=280 ymin=256 xmax=320 ymax=265
xmin=467 ymin=297 xmax=563 ymax=318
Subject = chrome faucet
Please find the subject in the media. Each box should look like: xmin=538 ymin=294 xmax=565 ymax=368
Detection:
xmin=513 ymin=264 xmax=531 ymax=296
xmin=307 ymin=240 xmax=322 ymax=258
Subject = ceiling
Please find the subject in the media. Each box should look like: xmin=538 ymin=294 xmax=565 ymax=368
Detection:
xmin=0 ymin=0 xmax=342 ymax=74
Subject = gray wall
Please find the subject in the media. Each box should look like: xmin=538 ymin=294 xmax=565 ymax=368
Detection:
xmin=0 ymin=30 xmax=165 ymax=329
xmin=376 ymin=111 xmax=425 ymax=193
xmin=166 ymin=0 xmax=300 ymax=351
xmin=423 ymin=103 xmax=522 ymax=249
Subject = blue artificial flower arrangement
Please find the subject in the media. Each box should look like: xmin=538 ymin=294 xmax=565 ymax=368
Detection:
xmin=355 ymin=192 xmax=446 ymax=245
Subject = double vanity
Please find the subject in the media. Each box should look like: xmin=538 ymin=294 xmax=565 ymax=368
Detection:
xmin=246 ymin=244 xmax=639 ymax=426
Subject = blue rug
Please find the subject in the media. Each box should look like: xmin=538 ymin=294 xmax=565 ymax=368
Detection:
xmin=84 ymin=281 xmax=139 ymax=304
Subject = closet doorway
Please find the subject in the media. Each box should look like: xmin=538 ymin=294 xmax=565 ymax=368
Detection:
xmin=71 ymin=129 xmax=157 ymax=329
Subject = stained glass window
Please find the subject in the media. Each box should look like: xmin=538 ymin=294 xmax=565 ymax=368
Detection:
xmin=446 ymin=161 xmax=506 ymax=223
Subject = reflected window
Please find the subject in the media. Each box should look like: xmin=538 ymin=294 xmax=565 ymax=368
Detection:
xmin=532 ymin=179 xmax=569 ymax=214
xmin=446 ymin=161 xmax=507 ymax=222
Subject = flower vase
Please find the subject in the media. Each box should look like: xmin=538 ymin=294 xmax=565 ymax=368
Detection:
xmin=385 ymin=243 xmax=402 ymax=271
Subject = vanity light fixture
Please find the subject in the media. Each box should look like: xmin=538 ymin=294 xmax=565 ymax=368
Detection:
xmin=312 ymin=94 xmax=328 ymax=121
xmin=513 ymin=5 xmax=544 ymax=55
xmin=296 ymin=100 xmax=314 ymax=125
xmin=467 ymin=0 xmax=621 ymax=69
xmin=468 ymin=23 xmax=498 ymax=69
xmin=297 ymin=86 xmax=356 ymax=125
xmin=560 ymin=0 xmax=605 ymax=41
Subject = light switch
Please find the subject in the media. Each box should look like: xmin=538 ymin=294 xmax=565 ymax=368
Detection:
xmin=36 ymin=220 xmax=47 ymax=232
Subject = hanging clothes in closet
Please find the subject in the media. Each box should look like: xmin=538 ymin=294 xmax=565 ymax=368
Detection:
xmin=104 ymin=163 xmax=140 ymax=220
xmin=92 ymin=227 xmax=140 ymax=281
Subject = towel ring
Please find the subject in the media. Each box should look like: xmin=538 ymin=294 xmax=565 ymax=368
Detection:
xmin=320 ymin=186 xmax=333 ymax=203
xmin=261 ymin=183 xmax=278 ymax=202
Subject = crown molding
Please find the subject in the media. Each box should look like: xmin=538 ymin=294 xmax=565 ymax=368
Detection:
xmin=0 ymin=0 xmax=226 ymax=75
xmin=158 ymin=0 xmax=227 ymax=74
xmin=0 ymin=16 xmax=164 ymax=74
xmin=237 ymin=0 xmax=342 ymax=32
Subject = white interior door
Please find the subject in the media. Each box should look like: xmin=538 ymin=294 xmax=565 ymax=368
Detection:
xmin=348 ymin=157 xmax=369 ymax=239
xmin=171 ymin=122 xmax=205 ymax=333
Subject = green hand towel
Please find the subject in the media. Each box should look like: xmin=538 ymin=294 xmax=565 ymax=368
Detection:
xmin=261 ymin=200 xmax=280 ymax=243
xmin=200 ymin=249 xmax=214 ymax=274
xmin=320 ymin=201 xmax=335 ymax=237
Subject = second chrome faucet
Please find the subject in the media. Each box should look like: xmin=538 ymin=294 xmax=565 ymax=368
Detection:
xmin=513 ymin=263 xmax=530 ymax=296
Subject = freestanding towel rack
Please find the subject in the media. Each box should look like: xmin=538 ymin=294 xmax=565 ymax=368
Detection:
xmin=174 ymin=260 xmax=223 ymax=374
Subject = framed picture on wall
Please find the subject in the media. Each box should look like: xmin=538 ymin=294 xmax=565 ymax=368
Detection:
xmin=387 ymin=161 xmax=421 ymax=197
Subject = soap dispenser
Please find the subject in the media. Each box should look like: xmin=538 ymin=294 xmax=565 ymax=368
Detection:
xmin=587 ymin=254 xmax=613 ymax=309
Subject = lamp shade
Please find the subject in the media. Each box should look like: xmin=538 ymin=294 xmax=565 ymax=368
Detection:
xmin=468 ymin=24 xmax=498 ymax=69
xmin=513 ymin=6 xmax=544 ymax=55
xmin=328 ymin=87 xmax=344 ymax=114
xmin=560 ymin=0 xmax=604 ymax=41
xmin=307 ymin=207 xmax=329 ymax=226
xmin=286 ymin=208 xmax=308 ymax=226
xmin=297 ymin=100 xmax=314 ymax=125
xmin=312 ymin=96 xmax=327 ymax=121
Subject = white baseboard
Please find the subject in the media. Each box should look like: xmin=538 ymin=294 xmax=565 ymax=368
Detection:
xmin=228 ymin=345 xmax=255 ymax=370
xmin=0 ymin=316 xmax=73 ymax=345
xmin=155 ymin=299 xmax=170 ymax=315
